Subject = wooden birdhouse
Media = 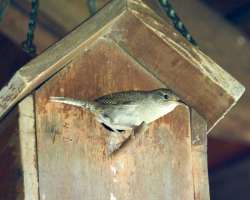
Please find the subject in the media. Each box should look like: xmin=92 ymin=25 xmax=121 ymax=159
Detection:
xmin=0 ymin=0 xmax=245 ymax=199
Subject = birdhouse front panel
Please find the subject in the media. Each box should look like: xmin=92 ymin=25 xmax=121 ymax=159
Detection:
xmin=34 ymin=37 xmax=194 ymax=199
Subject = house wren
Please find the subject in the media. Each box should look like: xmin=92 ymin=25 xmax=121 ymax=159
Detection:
xmin=50 ymin=88 xmax=183 ymax=153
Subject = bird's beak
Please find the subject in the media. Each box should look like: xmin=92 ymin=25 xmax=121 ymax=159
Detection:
xmin=168 ymin=95 xmax=185 ymax=105
xmin=171 ymin=96 xmax=185 ymax=104
xmin=170 ymin=96 xmax=181 ymax=102
xmin=177 ymin=99 xmax=185 ymax=104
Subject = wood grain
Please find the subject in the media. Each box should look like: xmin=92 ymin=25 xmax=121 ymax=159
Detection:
xmin=191 ymin=109 xmax=210 ymax=200
xmin=0 ymin=5 xmax=58 ymax=54
xmin=34 ymin=38 xmax=195 ymax=199
xmin=18 ymin=95 xmax=39 ymax=200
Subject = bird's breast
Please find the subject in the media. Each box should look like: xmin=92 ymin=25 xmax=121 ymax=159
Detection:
xmin=141 ymin=102 xmax=179 ymax=123
xmin=100 ymin=102 xmax=180 ymax=130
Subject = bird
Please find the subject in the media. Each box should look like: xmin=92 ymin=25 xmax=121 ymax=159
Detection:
xmin=50 ymin=88 xmax=183 ymax=134
xmin=50 ymin=88 xmax=183 ymax=154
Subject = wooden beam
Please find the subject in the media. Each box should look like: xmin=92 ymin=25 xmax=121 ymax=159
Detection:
xmin=170 ymin=0 xmax=250 ymax=141
xmin=1 ymin=0 xmax=110 ymax=54
xmin=0 ymin=4 xmax=58 ymax=53
xmin=19 ymin=0 xmax=104 ymax=32
xmin=13 ymin=0 xmax=111 ymax=36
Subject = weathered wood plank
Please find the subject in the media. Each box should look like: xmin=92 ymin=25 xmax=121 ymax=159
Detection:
xmin=35 ymin=38 xmax=194 ymax=199
xmin=0 ymin=5 xmax=58 ymax=53
xmin=18 ymin=95 xmax=39 ymax=200
xmin=191 ymin=109 xmax=210 ymax=200
xmin=20 ymin=0 xmax=111 ymax=32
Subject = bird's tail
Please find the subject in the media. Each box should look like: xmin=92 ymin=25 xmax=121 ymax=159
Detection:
xmin=49 ymin=96 xmax=96 ymax=112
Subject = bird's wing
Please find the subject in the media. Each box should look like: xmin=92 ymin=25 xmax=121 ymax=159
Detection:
xmin=95 ymin=91 xmax=144 ymax=105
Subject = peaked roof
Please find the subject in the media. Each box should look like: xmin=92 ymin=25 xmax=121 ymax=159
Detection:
xmin=0 ymin=0 xmax=245 ymax=132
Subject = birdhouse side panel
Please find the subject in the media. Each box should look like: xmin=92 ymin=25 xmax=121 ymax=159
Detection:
xmin=18 ymin=95 xmax=39 ymax=200
xmin=191 ymin=109 xmax=210 ymax=200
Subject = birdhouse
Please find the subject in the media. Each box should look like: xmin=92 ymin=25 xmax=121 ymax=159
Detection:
xmin=0 ymin=0 xmax=244 ymax=199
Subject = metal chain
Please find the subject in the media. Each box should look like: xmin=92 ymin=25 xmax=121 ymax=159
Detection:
xmin=87 ymin=0 xmax=97 ymax=15
xmin=159 ymin=0 xmax=197 ymax=46
xmin=0 ymin=0 xmax=10 ymax=23
xmin=22 ymin=0 xmax=39 ymax=57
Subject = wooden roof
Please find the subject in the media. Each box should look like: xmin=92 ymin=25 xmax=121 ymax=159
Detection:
xmin=0 ymin=0 xmax=245 ymax=133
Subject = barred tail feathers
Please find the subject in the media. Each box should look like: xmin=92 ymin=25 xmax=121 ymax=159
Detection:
xmin=49 ymin=97 xmax=95 ymax=112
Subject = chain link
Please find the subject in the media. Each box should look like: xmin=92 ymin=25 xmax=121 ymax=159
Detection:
xmin=87 ymin=0 xmax=97 ymax=15
xmin=22 ymin=0 xmax=39 ymax=57
xmin=159 ymin=0 xmax=197 ymax=46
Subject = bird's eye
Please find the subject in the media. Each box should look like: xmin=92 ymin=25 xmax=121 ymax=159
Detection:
xmin=164 ymin=94 xmax=169 ymax=99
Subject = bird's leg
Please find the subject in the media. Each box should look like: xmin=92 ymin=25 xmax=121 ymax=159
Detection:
xmin=107 ymin=132 xmax=130 ymax=155
xmin=107 ymin=122 xmax=148 ymax=155
xmin=107 ymin=133 xmax=122 ymax=155
xmin=132 ymin=121 xmax=148 ymax=138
